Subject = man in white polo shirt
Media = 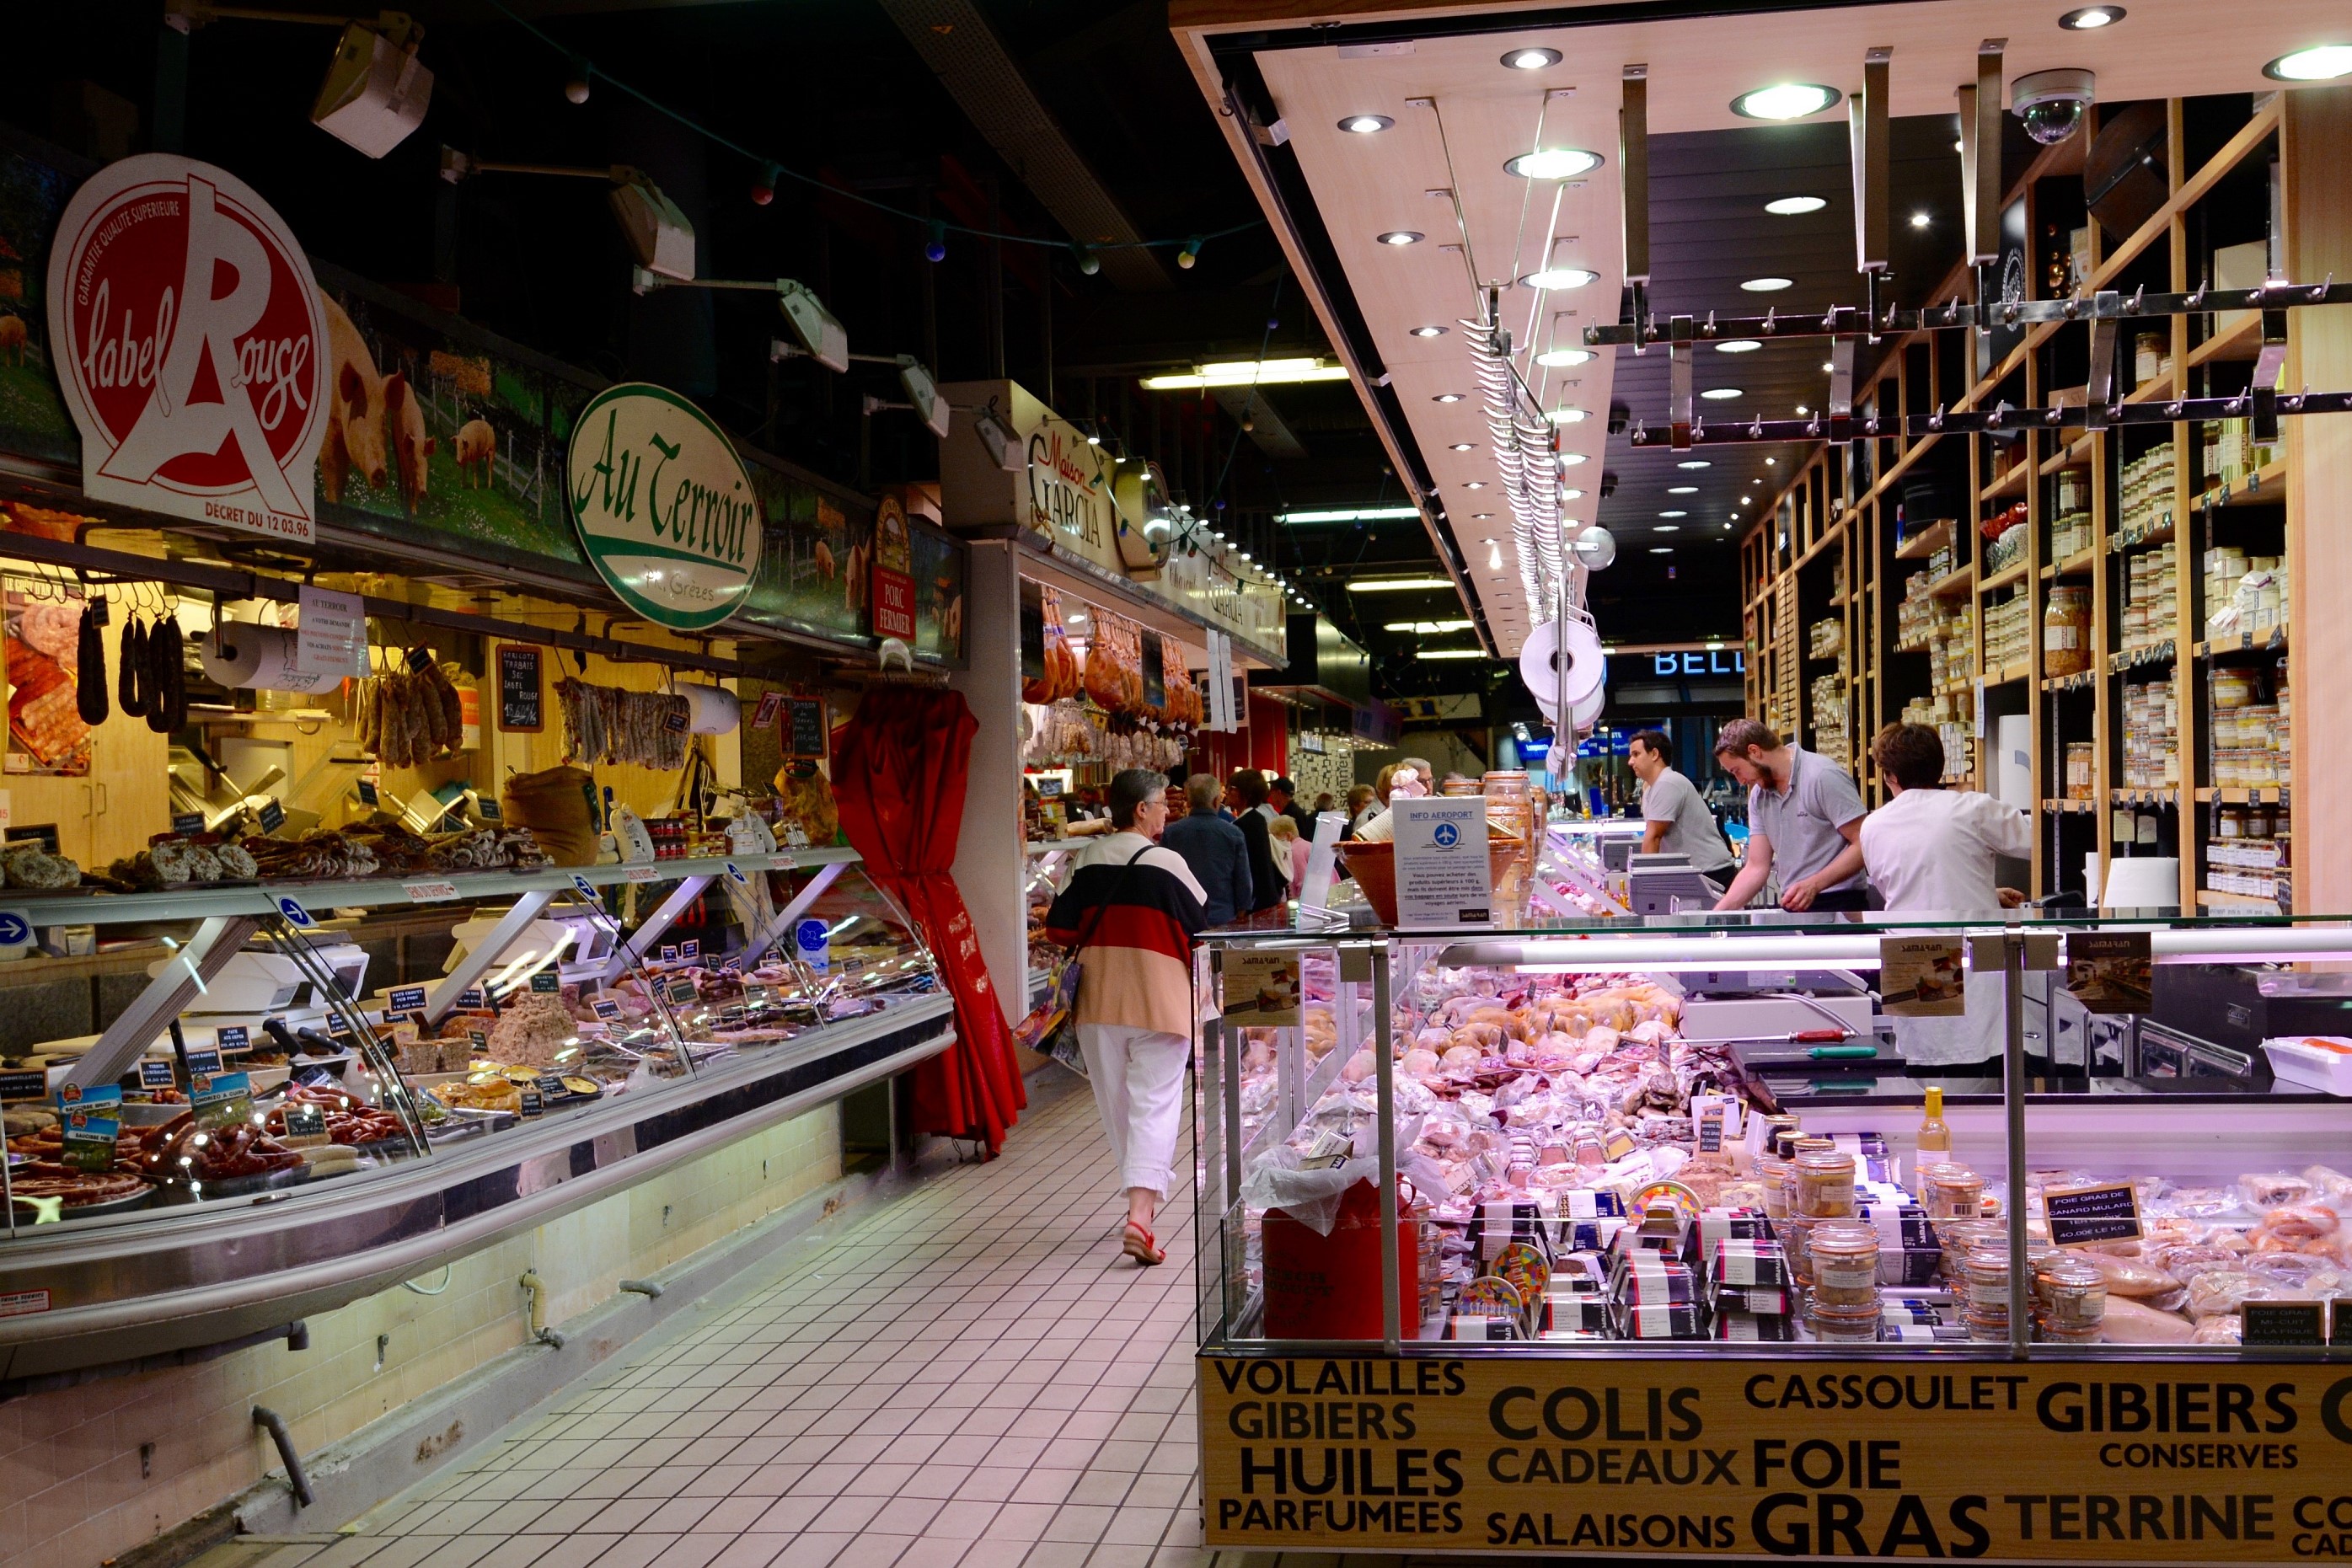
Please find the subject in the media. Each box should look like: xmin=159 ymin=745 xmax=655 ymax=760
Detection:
xmin=1708 ymin=718 xmax=1871 ymax=912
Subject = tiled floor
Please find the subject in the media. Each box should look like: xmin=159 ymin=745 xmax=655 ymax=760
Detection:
xmin=197 ymin=1075 xmax=1368 ymax=1568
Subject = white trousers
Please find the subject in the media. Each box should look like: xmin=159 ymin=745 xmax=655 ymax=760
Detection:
xmin=1076 ymin=1022 xmax=1191 ymax=1200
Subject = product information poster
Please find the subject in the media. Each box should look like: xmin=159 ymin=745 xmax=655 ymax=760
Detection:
xmin=1200 ymin=1354 xmax=2352 ymax=1560
xmin=1880 ymin=935 xmax=1967 ymax=1017
xmin=1223 ymin=950 xmax=1302 ymax=1025
xmin=2065 ymin=930 xmax=2155 ymax=1014
xmin=3 ymin=583 xmax=90 ymax=776
xmin=1392 ymin=797 xmax=1492 ymax=927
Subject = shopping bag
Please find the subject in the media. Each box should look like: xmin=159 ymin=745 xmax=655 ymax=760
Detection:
xmin=1011 ymin=845 xmax=1152 ymax=1078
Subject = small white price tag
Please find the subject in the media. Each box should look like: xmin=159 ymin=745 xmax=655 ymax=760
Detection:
xmin=403 ymin=880 xmax=460 ymax=903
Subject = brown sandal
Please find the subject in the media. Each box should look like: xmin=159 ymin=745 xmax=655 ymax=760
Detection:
xmin=1122 ymin=1220 xmax=1165 ymax=1266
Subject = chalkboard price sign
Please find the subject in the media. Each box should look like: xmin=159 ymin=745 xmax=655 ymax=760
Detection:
xmin=2045 ymin=1181 xmax=2144 ymax=1245
xmin=786 ymin=698 xmax=828 ymax=759
xmin=496 ymin=646 xmax=544 ymax=733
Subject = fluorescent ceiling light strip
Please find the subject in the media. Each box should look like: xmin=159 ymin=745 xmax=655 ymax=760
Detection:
xmin=1278 ymin=506 xmax=1423 ymax=524
xmin=1139 ymin=358 xmax=1351 ymax=390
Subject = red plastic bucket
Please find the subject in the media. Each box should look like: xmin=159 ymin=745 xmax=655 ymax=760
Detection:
xmin=1261 ymin=1178 xmax=1420 ymax=1340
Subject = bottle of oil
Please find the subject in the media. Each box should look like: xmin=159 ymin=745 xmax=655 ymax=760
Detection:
xmin=1916 ymin=1086 xmax=1952 ymax=1167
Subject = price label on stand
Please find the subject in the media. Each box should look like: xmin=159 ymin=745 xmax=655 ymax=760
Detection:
xmin=257 ymin=799 xmax=286 ymax=834
xmin=624 ymin=865 xmax=658 ymax=883
xmin=2045 ymin=1181 xmax=2143 ymax=1245
xmin=170 ymin=811 xmax=205 ymax=836
xmin=140 ymin=1060 xmax=176 ymax=1089
xmin=529 ymin=971 xmax=560 ymax=994
xmin=184 ymin=1046 xmax=225 ymax=1076
xmin=215 ymin=1028 xmax=248 ymax=1054
xmin=388 ymin=987 xmax=427 ymax=1014
xmin=403 ymin=881 xmax=460 ymax=903
xmin=456 ymin=988 xmax=485 ymax=1011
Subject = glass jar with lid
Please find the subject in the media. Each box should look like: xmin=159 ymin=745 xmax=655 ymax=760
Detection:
xmin=1808 ymin=1221 xmax=1881 ymax=1308
xmin=1791 ymin=1148 xmax=1857 ymax=1217
xmin=1921 ymin=1163 xmax=1986 ymax=1220
xmin=2032 ymin=1253 xmax=2108 ymax=1335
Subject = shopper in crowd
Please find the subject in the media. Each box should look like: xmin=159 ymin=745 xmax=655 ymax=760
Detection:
xmin=1160 ymin=771 xmax=1253 ymax=925
xmin=1371 ymin=763 xmax=1397 ymax=807
xmin=1349 ymin=756 xmax=1436 ymax=843
xmin=1267 ymin=812 xmax=1302 ymax=897
xmin=1042 ymin=768 xmax=1208 ymax=1266
xmin=1312 ymin=791 xmax=1336 ymax=816
xmin=1267 ymin=775 xmax=1315 ymax=839
xmin=1709 ymin=719 xmax=1871 ymax=912
xmin=1226 ymin=768 xmax=1288 ymax=912
xmin=1627 ymin=729 xmax=1737 ymax=880
xmin=1859 ymin=723 xmax=2030 ymax=1066
xmin=1344 ymin=783 xmax=1379 ymax=836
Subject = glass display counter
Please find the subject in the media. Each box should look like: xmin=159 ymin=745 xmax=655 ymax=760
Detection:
xmin=1194 ymin=911 xmax=2352 ymax=1562
xmin=0 ymin=848 xmax=947 ymax=1380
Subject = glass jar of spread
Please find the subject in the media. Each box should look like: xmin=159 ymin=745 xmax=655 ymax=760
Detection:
xmin=1808 ymin=1303 xmax=1883 ymax=1344
xmin=1758 ymin=1156 xmax=1791 ymax=1219
xmin=1792 ymin=1148 xmax=1857 ymax=1217
xmin=1922 ymin=1163 xmax=1985 ymax=1220
xmin=1808 ymin=1221 xmax=1882 ymax=1308
xmin=2033 ymin=1254 xmax=2108 ymax=1332
xmin=1961 ymin=1245 xmax=2014 ymax=1323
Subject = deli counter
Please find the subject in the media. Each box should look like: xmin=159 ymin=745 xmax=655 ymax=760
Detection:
xmin=1192 ymin=911 xmax=2352 ymax=1562
xmin=0 ymin=847 xmax=948 ymax=1380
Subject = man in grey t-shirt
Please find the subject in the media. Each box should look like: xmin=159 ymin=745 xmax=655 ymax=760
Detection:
xmin=1628 ymin=730 xmax=1736 ymax=875
xmin=1709 ymin=718 xmax=1870 ymax=912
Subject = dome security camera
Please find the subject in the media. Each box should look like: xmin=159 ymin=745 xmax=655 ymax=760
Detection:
xmin=1606 ymin=402 xmax=1630 ymax=435
xmin=2012 ymin=68 xmax=2095 ymax=146
xmin=1599 ymin=470 xmax=1619 ymax=499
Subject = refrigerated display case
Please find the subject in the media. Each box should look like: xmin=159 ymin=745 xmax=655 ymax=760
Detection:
xmin=0 ymin=848 xmax=948 ymax=1379
xmin=1193 ymin=911 xmax=2352 ymax=1562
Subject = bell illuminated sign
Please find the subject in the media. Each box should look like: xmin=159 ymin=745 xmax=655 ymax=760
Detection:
xmin=1652 ymin=650 xmax=1746 ymax=677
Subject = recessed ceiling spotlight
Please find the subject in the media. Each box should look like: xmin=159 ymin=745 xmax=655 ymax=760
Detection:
xmin=1520 ymin=267 xmax=1599 ymax=291
xmin=1503 ymin=46 xmax=1562 ymax=70
xmin=1550 ymin=407 xmax=1589 ymax=424
xmin=1765 ymin=457 xmax=1777 ymax=466
xmin=1733 ymin=83 xmax=1840 ymax=120
xmin=1650 ymin=546 xmax=1675 ymax=554
xmin=1505 ymin=147 xmax=1604 ymax=179
xmin=1659 ymin=510 xmax=1687 ymax=518
xmin=2266 ymin=45 xmax=2352 ymax=80
xmin=1656 ymin=524 xmax=1680 ymax=532
xmin=1740 ymin=495 xmax=1755 ymax=503
xmin=1449 ymin=442 xmax=1476 ymax=451
xmin=1796 ymin=404 xmax=1810 ymax=415
xmin=1464 ymin=481 xmax=1487 ymax=489
xmin=1339 ymin=114 xmax=1394 ymax=133
xmin=1765 ymin=195 xmax=1828 ymax=216
xmin=1471 ymin=511 xmax=1493 ymax=518
xmin=1677 ymin=459 xmax=1712 ymax=470
xmin=1668 ymin=485 xmax=1696 ymax=494
xmin=1700 ymin=388 xmax=1743 ymax=400
xmin=2058 ymin=5 xmax=2124 ymax=27
xmin=1910 ymin=211 xmax=1932 ymax=228
xmin=1559 ymin=452 xmax=1589 ymax=465
xmin=1716 ymin=340 xmax=1762 ymax=354
xmin=1410 ymin=324 xmax=1449 ymax=338
xmin=1433 ymin=393 xmax=1465 ymax=403
xmin=1822 ymin=361 xmax=1836 ymax=372
xmin=1535 ymin=347 xmax=1596 ymax=367
xmin=1562 ymin=488 xmax=1584 ymax=500
xmin=1377 ymin=230 xmax=1423 ymax=246
xmin=1742 ymin=276 xmax=1795 ymax=292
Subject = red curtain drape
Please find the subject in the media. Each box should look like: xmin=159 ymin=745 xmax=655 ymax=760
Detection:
xmin=831 ymin=686 xmax=1026 ymax=1154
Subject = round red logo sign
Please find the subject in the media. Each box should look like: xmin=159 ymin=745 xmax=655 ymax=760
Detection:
xmin=46 ymin=154 xmax=327 ymax=540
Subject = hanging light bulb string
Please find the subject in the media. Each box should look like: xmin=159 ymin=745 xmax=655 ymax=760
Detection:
xmin=481 ymin=0 xmax=1262 ymax=260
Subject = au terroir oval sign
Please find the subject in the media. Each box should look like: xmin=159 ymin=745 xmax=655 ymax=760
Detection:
xmin=565 ymin=383 xmax=762 ymax=631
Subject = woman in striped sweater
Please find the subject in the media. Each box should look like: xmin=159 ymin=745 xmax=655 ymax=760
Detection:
xmin=1044 ymin=768 xmax=1208 ymax=1264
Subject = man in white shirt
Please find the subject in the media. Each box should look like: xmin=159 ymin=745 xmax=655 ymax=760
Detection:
xmin=1709 ymin=719 xmax=1870 ymax=912
xmin=1859 ymin=723 xmax=2033 ymax=918
xmin=1627 ymin=729 xmax=1736 ymax=877
xmin=1859 ymin=722 xmax=2031 ymax=1068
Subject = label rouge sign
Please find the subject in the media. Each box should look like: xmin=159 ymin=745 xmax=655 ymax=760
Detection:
xmin=48 ymin=155 xmax=329 ymax=542
xmin=1201 ymin=1355 xmax=2352 ymax=1560
xmin=565 ymin=383 xmax=763 ymax=632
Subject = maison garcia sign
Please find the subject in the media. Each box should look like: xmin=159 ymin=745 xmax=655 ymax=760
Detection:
xmin=47 ymin=154 xmax=329 ymax=542
xmin=565 ymin=383 xmax=763 ymax=632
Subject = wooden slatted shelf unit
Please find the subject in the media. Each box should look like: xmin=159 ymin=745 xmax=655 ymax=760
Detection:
xmin=1737 ymin=88 xmax=2352 ymax=916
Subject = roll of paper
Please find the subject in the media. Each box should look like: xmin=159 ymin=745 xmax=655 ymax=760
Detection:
xmin=200 ymin=624 xmax=341 ymax=694
xmin=2100 ymin=856 xmax=2178 ymax=910
xmin=1996 ymin=714 xmax=2033 ymax=811
xmin=2084 ymin=853 xmax=2103 ymax=905
xmin=676 ymin=682 xmax=740 ymax=735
